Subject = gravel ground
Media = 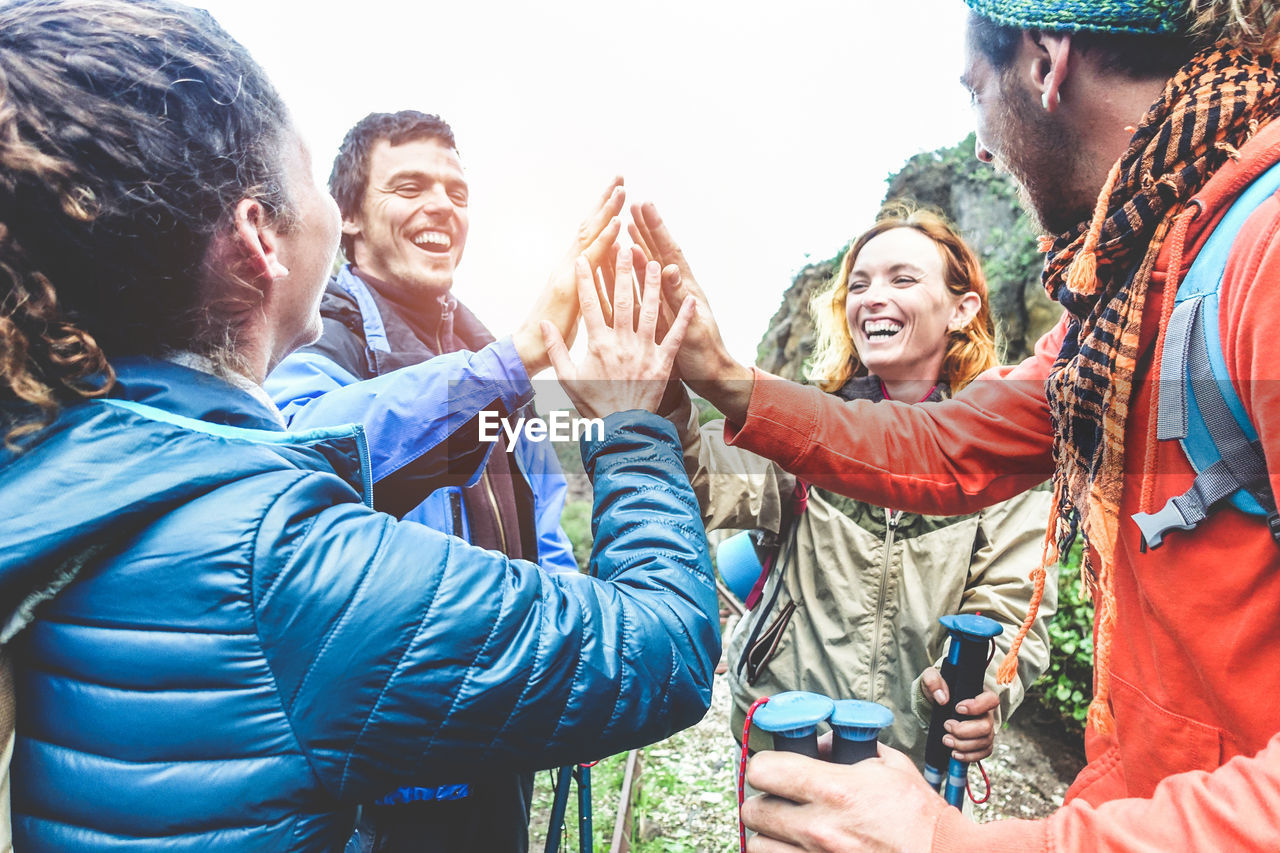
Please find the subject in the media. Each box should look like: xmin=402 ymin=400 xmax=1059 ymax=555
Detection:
xmin=630 ymin=674 xmax=742 ymax=852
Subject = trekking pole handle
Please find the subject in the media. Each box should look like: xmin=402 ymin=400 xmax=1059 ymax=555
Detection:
xmin=922 ymin=614 xmax=1002 ymax=807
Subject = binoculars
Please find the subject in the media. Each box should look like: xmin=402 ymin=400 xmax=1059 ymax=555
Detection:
xmin=751 ymin=691 xmax=894 ymax=764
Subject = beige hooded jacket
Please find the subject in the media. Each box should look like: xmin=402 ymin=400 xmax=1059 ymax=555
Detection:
xmin=667 ymin=387 xmax=1056 ymax=767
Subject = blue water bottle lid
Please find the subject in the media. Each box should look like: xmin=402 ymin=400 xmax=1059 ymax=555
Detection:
xmin=752 ymin=691 xmax=834 ymax=739
xmin=829 ymin=699 xmax=894 ymax=742
xmin=938 ymin=613 xmax=1003 ymax=639
xmin=715 ymin=529 xmax=765 ymax=602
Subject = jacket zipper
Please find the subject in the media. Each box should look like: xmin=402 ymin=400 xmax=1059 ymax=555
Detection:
xmin=436 ymin=295 xmax=498 ymax=549
xmin=352 ymin=424 xmax=374 ymax=509
xmin=481 ymin=467 xmax=510 ymax=555
xmin=436 ymin=295 xmax=453 ymax=355
xmin=735 ymin=523 xmax=796 ymax=679
xmin=449 ymin=490 xmax=464 ymax=536
xmin=868 ymin=508 xmax=901 ymax=695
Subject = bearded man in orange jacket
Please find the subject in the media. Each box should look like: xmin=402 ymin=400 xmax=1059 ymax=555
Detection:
xmin=631 ymin=0 xmax=1280 ymax=849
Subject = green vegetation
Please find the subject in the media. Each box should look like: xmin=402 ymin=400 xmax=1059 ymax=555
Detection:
xmin=529 ymin=754 xmax=628 ymax=852
xmin=1028 ymin=541 xmax=1095 ymax=732
xmin=560 ymin=499 xmax=593 ymax=569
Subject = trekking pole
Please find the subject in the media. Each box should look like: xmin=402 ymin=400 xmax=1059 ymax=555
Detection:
xmin=544 ymin=762 xmax=596 ymax=853
xmin=544 ymin=765 xmax=574 ymax=853
xmin=575 ymin=763 xmax=592 ymax=853
xmin=749 ymin=691 xmax=834 ymax=758
xmin=738 ymin=693 xmax=893 ymax=853
xmin=922 ymin=614 xmax=1002 ymax=808
xmin=828 ymin=699 xmax=895 ymax=764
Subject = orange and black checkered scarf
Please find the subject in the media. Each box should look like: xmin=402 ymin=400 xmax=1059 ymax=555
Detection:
xmin=1034 ymin=44 xmax=1279 ymax=732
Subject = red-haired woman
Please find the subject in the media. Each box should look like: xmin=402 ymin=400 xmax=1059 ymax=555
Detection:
xmin=666 ymin=204 xmax=1056 ymax=768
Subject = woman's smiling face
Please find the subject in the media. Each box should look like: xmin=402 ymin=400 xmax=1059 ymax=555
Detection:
xmin=844 ymin=226 xmax=968 ymax=385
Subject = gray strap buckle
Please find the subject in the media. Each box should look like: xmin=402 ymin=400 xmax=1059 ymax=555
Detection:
xmin=1132 ymin=499 xmax=1196 ymax=550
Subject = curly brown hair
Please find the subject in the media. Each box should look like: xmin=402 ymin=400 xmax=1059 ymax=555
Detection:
xmin=807 ymin=202 xmax=998 ymax=393
xmin=0 ymin=0 xmax=296 ymax=447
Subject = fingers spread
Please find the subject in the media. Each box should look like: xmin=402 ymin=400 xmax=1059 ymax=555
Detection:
xmin=629 ymin=203 xmax=657 ymax=260
xmin=598 ymin=175 xmax=624 ymax=205
xmin=639 ymin=201 xmax=685 ymax=265
xmin=659 ymin=258 xmax=690 ymax=315
xmin=593 ymin=267 xmax=614 ymax=326
xmin=583 ymin=217 xmax=622 ymax=269
xmin=660 ymin=295 xmax=695 ymax=356
xmin=575 ymin=255 xmax=607 ymax=335
xmin=637 ymin=260 xmax=662 ymax=339
xmin=630 ymin=245 xmax=649 ymax=282
xmin=611 ymin=244 xmax=634 ymax=332
xmin=578 ymin=180 xmax=625 ymax=250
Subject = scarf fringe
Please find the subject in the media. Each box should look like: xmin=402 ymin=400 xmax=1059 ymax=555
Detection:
xmin=997 ymin=481 xmax=1063 ymax=685
xmin=1041 ymin=44 xmax=1279 ymax=737
xmin=1066 ymin=161 xmax=1124 ymax=296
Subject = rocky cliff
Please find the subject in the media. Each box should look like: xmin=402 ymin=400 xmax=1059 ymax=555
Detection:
xmin=756 ymin=133 xmax=1060 ymax=382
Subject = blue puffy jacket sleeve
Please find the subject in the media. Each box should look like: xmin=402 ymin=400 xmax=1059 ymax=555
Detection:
xmin=517 ymin=427 xmax=578 ymax=574
xmin=250 ymin=411 xmax=717 ymax=797
xmin=268 ymin=339 xmax=579 ymax=573
xmin=266 ymin=339 xmax=529 ymax=489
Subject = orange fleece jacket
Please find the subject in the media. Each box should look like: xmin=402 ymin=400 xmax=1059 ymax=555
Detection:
xmin=726 ymin=120 xmax=1280 ymax=851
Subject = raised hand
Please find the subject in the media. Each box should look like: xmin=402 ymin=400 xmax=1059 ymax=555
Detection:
xmin=513 ymin=177 xmax=626 ymax=375
xmin=541 ymin=245 xmax=693 ymax=420
xmin=629 ymin=201 xmax=753 ymax=420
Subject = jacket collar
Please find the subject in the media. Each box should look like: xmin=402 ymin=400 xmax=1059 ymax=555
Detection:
xmin=105 ymin=356 xmax=372 ymax=507
xmin=335 ymin=264 xmax=496 ymax=360
xmin=109 ymin=356 xmax=288 ymax=431
xmin=833 ymin=374 xmax=949 ymax=404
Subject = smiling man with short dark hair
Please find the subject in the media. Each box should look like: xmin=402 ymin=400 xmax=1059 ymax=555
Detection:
xmin=266 ymin=111 xmax=622 ymax=852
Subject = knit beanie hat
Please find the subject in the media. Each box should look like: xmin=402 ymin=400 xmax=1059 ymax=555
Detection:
xmin=963 ymin=0 xmax=1187 ymax=36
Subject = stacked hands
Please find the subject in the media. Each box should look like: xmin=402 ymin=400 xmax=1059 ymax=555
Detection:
xmin=528 ymin=180 xmax=1002 ymax=851
xmin=512 ymin=177 xmax=753 ymax=420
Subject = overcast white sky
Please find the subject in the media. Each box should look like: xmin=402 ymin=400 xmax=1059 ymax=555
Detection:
xmin=197 ymin=0 xmax=976 ymax=369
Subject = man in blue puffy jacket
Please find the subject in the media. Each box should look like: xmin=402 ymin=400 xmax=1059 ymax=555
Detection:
xmin=0 ymin=1 xmax=717 ymax=849
xmin=265 ymin=112 xmax=624 ymax=851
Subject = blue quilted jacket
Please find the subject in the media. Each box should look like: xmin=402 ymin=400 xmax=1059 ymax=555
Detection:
xmin=266 ymin=266 xmax=578 ymax=573
xmin=1 ymin=358 xmax=718 ymax=851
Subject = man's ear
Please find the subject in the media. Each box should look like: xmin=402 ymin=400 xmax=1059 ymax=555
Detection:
xmin=949 ymin=291 xmax=983 ymax=332
xmin=1026 ymin=30 xmax=1073 ymax=113
xmin=340 ymin=216 xmax=362 ymax=239
xmin=229 ymin=197 xmax=290 ymax=288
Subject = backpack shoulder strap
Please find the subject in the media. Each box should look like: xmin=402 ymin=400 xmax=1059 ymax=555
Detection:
xmin=1132 ymin=160 xmax=1280 ymax=549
